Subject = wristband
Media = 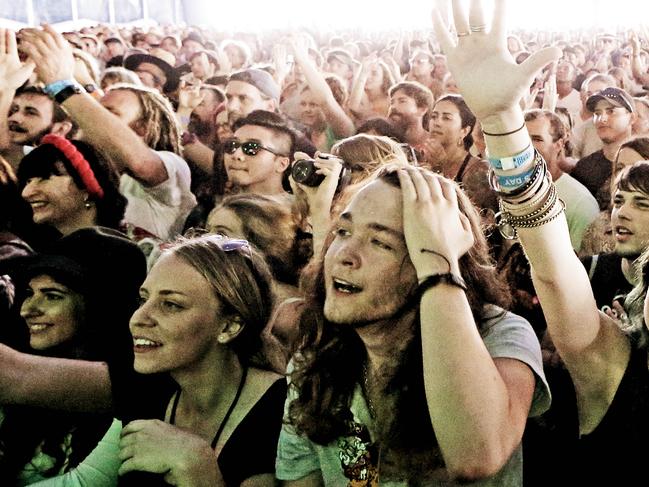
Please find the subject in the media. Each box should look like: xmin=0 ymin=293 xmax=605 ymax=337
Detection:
xmin=488 ymin=143 xmax=534 ymax=171
xmin=496 ymin=166 xmax=535 ymax=190
xmin=43 ymin=79 xmax=78 ymax=99
xmin=417 ymin=273 xmax=467 ymax=299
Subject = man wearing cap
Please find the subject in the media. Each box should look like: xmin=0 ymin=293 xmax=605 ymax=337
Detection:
xmin=101 ymin=36 xmax=126 ymax=66
xmin=182 ymin=50 xmax=222 ymax=85
xmin=571 ymin=86 xmax=636 ymax=209
xmin=178 ymin=32 xmax=205 ymax=65
xmin=225 ymin=68 xmax=280 ymax=127
xmin=571 ymin=73 xmax=616 ymax=160
xmin=325 ymin=49 xmax=356 ymax=90
xmin=123 ymin=47 xmax=179 ymax=95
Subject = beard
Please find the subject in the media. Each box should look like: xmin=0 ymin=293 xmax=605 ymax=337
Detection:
xmin=188 ymin=116 xmax=214 ymax=137
xmin=9 ymin=123 xmax=54 ymax=146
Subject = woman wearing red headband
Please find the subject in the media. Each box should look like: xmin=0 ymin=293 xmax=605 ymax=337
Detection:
xmin=17 ymin=135 xmax=126 ymax=243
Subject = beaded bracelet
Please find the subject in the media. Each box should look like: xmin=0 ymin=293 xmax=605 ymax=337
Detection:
xmin=513 ymin=199 xmax=565 ymax=229
xmin=504 ymin=185 xmax=557 ymax=225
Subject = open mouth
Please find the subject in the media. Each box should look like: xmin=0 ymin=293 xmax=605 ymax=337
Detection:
xmin=8 ymin=124 xmax=27 ymax=133
xmin=333 ymin=278 xmax=363 ymax=294
xmin=28 ymin=323 xmax=51 ymax=333
xmin=615 ymin=225 xmax=633 ymax=236
xmin=133 ymin=337 xmax=162 ymax=349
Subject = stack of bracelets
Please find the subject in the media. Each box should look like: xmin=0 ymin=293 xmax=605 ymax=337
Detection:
xmin=489 ymin=143 xmax=565 ymax=240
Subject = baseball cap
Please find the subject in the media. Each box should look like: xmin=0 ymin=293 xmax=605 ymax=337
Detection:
xmin=586 ymin=87 xmax=635 ymax=113
xmin=228 ymin=68 xmax=280 ymax=102
xmin=326 ymin=49 xmax=357 ymax=70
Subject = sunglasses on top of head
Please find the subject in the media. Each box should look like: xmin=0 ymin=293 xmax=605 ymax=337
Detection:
xmin=222 ymin=138 xmax=287 ymax=157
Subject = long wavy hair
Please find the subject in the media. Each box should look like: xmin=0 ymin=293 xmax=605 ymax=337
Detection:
xmin=287 ymin=166 xmax=511 ymax=477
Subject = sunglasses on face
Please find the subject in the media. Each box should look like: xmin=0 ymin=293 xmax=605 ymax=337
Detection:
xmin=222 ymin=138 xmax=287 ymax=157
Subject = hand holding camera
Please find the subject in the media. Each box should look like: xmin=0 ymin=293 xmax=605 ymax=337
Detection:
xmin=290 ymin=152 xmax=350 ymax=252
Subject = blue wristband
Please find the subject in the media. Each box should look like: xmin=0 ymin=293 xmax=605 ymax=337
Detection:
xmin=497 ymin=166 xmax=536 ymax=189
xmin=43 ymin=79 xmax=78 ymax=99
xmin=488 ymin=143 xmax=534 ymax=171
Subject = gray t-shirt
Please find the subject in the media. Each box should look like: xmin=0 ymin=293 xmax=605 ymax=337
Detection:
xmin=276 ymin=307 xmax=550 ymax=486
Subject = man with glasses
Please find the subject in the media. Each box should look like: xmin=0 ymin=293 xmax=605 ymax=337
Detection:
xmin=571 ymin=87 xmax=636 ymax=209
xmin=222 ymin=110 xmax=294 ymax=196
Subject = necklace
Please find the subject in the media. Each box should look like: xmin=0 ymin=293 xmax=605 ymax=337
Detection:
xmin=169 ymin=367 xmax=248 ymax=449
xmin=362 ymin=362 xmax=377 ymax=419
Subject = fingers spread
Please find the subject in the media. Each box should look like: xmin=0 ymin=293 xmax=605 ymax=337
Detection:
xmin=468 ymin=0 xmax=488 ymax=33
xmin=520 ymin=47 xmax=562 ymax=84
xmin=451 ymin=0 xmax=470 ymax=36
xmin=431 ymin=0 xmax=455 ymax=53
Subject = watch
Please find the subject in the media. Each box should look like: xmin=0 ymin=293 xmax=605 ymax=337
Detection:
xmin=83 ymin=83 xmax=97 ymax=94
xmin=54 ymin=84 xmax=84 ymax=104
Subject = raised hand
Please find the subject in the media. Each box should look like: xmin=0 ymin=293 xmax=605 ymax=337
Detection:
xmin=18 ymin=24 xmax=75 ymax=85
xmin=0 ymin=28 xmax=35 ymax=92
xmin=542 ymin=68 xmax=558 ymax=112
xmin=178 ymin=80 xmax=205 ymax=111
xmin=397 ymin=166 xmax=474 ymax=279
xmin=431 ymin=0 xmax=560 ymax=127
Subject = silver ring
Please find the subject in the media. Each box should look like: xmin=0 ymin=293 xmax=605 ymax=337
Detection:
xmin=457 ymin=31 xmax=470 ymax=37
xmin=470 ymin=24 xmax=488 ymax=33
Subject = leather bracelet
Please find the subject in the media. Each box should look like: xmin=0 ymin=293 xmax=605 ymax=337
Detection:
xmin=417 ymin=273 xmax=468 ymax=298
xmin=482 ymin=121 xmax=526 ymax=137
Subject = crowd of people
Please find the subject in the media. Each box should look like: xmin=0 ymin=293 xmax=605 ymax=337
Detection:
xmin=0 ymin=0 xmax=649 ymax=484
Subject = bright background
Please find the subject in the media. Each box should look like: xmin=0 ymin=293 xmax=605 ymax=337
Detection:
xmin=1 ymin=0 xmax=648 ymax=32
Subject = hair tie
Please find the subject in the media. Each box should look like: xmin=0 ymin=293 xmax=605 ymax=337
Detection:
xmin=41 ymin=135 xmax=104 ymax=199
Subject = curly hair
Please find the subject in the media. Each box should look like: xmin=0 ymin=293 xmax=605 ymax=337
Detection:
xmin=287 ymin=167 xmax=511 ymax=475
xmin=107 ymin=84 xmax=182 ymax=154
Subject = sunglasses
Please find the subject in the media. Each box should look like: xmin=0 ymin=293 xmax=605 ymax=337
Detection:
xmin=184 ymin=228 xmax=253 ymax=258
xmin=222 ymin=138 xmax=287 ymax=157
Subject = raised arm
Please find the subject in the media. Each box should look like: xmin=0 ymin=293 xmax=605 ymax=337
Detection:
xmin=19 ymin=25 xmax=168 ymax=186
xmin=289 ymin=37 xmax=355 ymax=139
xmin=435 ymin=0 xmax=629 ymax=432
xmin=0 ymin=343 xmax=113 ymax=412
xmin=399 ymin=167 xmax=535 ymax=479
xmin=0 ymin=29 xmax=35 ymax=151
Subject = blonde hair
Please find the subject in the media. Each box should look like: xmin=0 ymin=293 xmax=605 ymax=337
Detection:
xmin=108 ymin=83 xmax=182 ymax=154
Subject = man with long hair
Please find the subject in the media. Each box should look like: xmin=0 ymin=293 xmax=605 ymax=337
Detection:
xmin=276 ymin=163 xmax=550 ymax=485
